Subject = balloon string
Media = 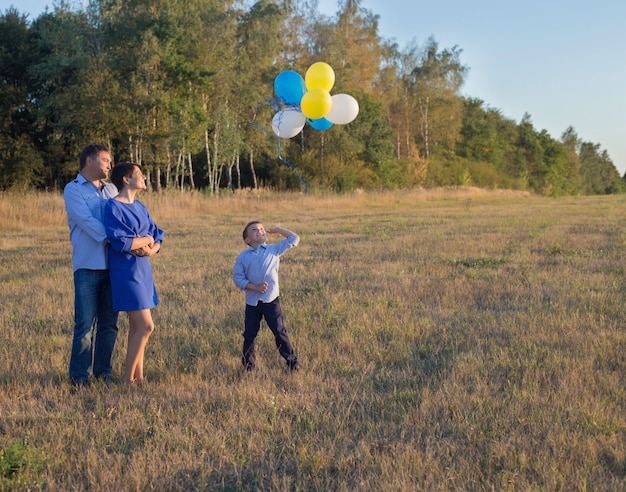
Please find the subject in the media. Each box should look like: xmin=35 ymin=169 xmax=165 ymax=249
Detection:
xmin=276 ymin=137 xmax=309 ymax=191
xmin=251 ymin=97 xmax=282 ymax=114
xmin=249 ymin=99 xmax=309 ymax=192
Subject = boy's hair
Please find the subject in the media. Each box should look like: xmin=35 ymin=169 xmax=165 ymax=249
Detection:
xmin=79 ymin=143 xmax=110 ymax=170
xmin=243 ymin=221 xmax=261 ymax=241
xmin=111 ymin=162 xmax=140 ymax=191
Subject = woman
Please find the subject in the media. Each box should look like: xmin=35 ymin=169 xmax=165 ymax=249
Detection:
xmin=104 ymin=162 xmax=164 ymax=385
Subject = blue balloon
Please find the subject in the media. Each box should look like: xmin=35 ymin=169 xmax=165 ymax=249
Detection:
xmin=307 ymin=117 xmax=333 ymax=131
xmin=274 ymin=70 xmax=306 ymax=106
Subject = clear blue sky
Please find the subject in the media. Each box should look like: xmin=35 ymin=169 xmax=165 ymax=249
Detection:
xmin=10 ymin=0 xmax=626 ymax=175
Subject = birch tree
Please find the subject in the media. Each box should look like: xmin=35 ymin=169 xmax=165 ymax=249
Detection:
xmin=411 ymin=37 xmax=467 ymax=159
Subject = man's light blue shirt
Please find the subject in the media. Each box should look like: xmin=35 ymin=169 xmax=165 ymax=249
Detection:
xmin=64 ymin=173 xmax=118 ymax=272
xmin=233 ymin=235 xmax=299 ymax=306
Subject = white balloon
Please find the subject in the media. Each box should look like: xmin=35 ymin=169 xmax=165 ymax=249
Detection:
xmin=325 ymin=94 xmax=359 ymax=125
xmin=272 ymin=108 xmax=306 ymax=138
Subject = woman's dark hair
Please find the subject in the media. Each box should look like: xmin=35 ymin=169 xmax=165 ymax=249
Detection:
xmin=111 ymin=162 xmax=140 ymax=191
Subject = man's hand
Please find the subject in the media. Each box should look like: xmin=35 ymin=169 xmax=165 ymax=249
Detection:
xmin=131 ymin=246 xmax=149 ymax=257
xmin=131 ymin=243 xmax=160 ymax=257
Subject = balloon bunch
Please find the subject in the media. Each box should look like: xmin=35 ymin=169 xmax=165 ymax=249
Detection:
xmin=272 ymin=62 xmax=359 ymax=138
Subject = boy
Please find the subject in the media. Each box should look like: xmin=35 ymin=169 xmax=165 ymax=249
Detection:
xmin=233 ymin=221 xmax=300 ymax=371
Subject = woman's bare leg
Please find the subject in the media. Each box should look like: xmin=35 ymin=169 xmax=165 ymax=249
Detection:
xmin=123 ymin=309 xmax=154 ymax=384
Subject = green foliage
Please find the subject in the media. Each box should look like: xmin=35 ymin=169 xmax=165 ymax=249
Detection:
xmin=457 ymin=98 xmax=518 ymax=172
xmin=0 ymin=135 xmax=45 ymax=189
xmin=410 ymin=38 xmax=467 ymax=159
xmin=450 ymin=256 xmax=508 ymax=268
xmin=0 ymin=10 xmax=48 ymax=188
xmin=0 ymin=3 xmax=622 ymax=194
xmin=425 ymin=154 xmax=469 ymax=186
xmin=579 ymin=142 xmax=625 ymax=194
xmin=0 ymin=439 xmax=44 ymax=490
xmin=349 ymin=91 xmax=395 ymax=170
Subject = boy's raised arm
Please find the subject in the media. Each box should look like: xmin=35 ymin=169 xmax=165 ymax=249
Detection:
xmin=268 ymin=226 xmax=298 ymax=240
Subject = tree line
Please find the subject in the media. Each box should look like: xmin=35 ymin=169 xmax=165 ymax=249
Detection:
xmin=1 ymin=0 xmax=624 ymax=195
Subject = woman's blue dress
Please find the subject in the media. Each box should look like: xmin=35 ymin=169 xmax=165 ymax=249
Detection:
xmin=104 ymin=199 xmax=165 ymax=312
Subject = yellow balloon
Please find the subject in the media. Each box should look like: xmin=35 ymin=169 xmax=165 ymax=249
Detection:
xmin=300 ymin=88 xmax=332 ymax=119
xmin=305 ymin=62 xmax=335 ymax=92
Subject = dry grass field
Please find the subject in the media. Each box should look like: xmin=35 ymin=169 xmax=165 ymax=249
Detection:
xmin=1 ymin=187 xmax=625 ymax=490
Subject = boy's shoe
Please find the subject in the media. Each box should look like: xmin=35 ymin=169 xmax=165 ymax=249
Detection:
xmin=242 ymin=355 xmax=255 ymax=372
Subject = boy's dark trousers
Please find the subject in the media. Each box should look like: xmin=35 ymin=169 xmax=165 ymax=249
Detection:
xmin=242 ymin=298 xmax=298 ymax=370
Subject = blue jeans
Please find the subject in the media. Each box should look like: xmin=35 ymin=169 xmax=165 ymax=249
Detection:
xmin=69 ymin=269 xmax=119 ymax=383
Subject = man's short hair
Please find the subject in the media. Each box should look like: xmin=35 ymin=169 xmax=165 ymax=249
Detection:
xmin=79 ymin=143 xmax=110 ymax=170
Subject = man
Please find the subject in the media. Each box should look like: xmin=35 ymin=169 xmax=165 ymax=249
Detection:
xmin=64 ymin=144 xmax=119 ymax=386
